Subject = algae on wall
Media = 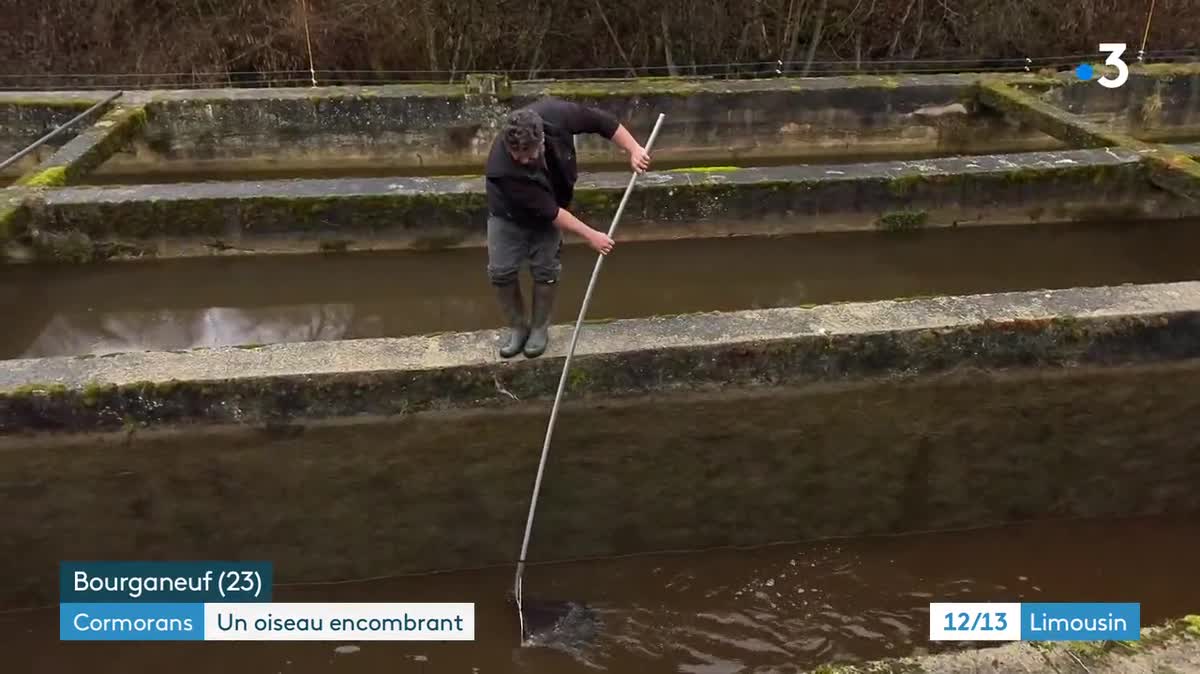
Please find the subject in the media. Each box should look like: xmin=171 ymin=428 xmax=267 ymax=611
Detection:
xmin=14 ymin=105 xmax=148 ymax=188
xmin=977 ymin=80 xmax=1200 ymax=200
xmin=0 ymin=191 xmax=30 ymax=243
xmin=806 ymin=615 xmax=1200 ymax=673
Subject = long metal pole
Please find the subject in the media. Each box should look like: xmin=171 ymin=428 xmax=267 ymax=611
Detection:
xmin=0 ymin=91 xmax=123 ymax=174
xmin=513 ymin=112 xmax=666 ymax=643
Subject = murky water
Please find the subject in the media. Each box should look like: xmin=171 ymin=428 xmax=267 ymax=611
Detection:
xmin=5 ymin=218 xmax=1200 ymax=359
xmin=4 ymin=515 xmax=1198 ymax=673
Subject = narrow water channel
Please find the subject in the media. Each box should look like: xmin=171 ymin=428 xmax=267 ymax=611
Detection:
xmin=4 ymin=218 xmax=1200 ymax=359
xmin=4 ymin=515 xmax=1198 ymax=673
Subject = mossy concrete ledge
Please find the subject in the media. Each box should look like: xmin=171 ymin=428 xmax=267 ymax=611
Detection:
xmin=13 ymin=104 xmax=148 ymax=188
xmin=29 ymin=146 xmax=1194 ymax=259
xmin=979 ymin=80 xmax=1200 ymax=200
xmin=0 ymin=92 xmax=110 ymax=178
xmin=0 ymin=189 xmax=30 ymax=245
xmin=3 ymin=281 xmax=1200 ymax=435
xmin=109 ymin=72 xmax=1067 ymax=176
xmin=805 ymin=615 xmax=1200 ymax=673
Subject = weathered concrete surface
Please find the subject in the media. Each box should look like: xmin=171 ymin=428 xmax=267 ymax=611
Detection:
xmin=0 ymin=93 xmax=107 ymax=178
xmin=87 ymin=73 xmax=1079 ymax=177
xmin=978 ymin=80 xmax=1130 ymax=147
xmin=13 ymin=105 xmax=147 ymax=188
xmin=979 ymin=80 xmax=1200 ymax=200
xmin=3 ymin=356 xmax=1200 ymax=606
xmin=2 ymin=281 xmax=1200 ymax=434
xmin=18 ymin=147 xmax=1193 ymax=260
xmin=0 ymin=189 xmax=27 ymax=244
xmin=807 ymin=616 xmax=1200 ymax=673
xmin=7 ymin=66 xmax=1199 ymax=181
xmin=1052 ymin=62 xmax=1200 ymax=141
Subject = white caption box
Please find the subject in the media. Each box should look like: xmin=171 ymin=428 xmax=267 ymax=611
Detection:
xmin=929 ymin=602 xmax=1021 ymax=641
xmin=204 ymin=602 xmax=475 ymax=641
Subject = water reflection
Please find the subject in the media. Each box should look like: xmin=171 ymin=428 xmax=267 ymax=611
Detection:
xmin=6 ymin=218 xmax=1200 ymax=359
xmin=20 ymin=305 xmax=374 ymax=358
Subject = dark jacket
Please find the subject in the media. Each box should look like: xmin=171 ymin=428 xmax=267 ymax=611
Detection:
xmin=485 ymin=97 xmax=620 ymax=228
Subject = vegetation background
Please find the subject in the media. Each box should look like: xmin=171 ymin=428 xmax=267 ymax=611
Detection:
xmin=4 ymin=0 xmax=1198 ymax=85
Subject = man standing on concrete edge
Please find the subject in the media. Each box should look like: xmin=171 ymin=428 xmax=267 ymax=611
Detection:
xmin=485 ymin=97 xmax=652 ymax=358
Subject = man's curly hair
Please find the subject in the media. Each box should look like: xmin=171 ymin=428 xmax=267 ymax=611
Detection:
xmin=503 ymin=108 xmax=544 ymax=155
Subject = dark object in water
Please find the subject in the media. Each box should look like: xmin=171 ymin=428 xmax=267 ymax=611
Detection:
xmin=518 ymin=598 xmax=601 ymax=648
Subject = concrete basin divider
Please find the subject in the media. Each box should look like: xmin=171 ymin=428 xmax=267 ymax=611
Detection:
xmin=4 ymin=65 xmax=1200 ymax=261
xmin=2 ymin=281 xmax=1198 ymax=435
xmin=979 ymin=79 xmax=1200 ymax=200
xmin=8 ymin=145 xmax=1199 ymax=261
xmin=4 ymin=72 xmax=1066 ymax=180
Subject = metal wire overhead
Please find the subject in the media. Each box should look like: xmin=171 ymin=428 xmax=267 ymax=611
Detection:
xmin=1 ymin=49 xmax=1197 ymax=91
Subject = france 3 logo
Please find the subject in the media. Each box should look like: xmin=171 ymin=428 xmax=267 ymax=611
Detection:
xmin=1074 ymin=44 xmax=1131 ymax=89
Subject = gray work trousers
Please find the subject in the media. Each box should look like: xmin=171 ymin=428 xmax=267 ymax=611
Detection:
xmin=486 ymin=215 xmax=562 ymax=286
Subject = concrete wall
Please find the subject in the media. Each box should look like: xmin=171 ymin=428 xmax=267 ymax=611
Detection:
xmin=2 ymin=355 xmax=1198 ymax=605
xmin=20 ymin=147 xmax=1196 ymax=261
xmin=6 ymin=65 xmax=1199 ymax=184
xmin=92 ymin=74 xmax=1078 ymax=178
xmin=76 ymin=67 xmax=1200 ymax=179
xmin=1050 ymin=65 xmax=1200 ymax=140
xmin=0 ymin=96 xmax=104 ymax=180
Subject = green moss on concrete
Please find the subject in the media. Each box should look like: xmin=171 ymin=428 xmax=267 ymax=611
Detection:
xmin=69 ymin=105 xmax=148 ymax=178
xmin=0 ymin=98 xmax=97 ymax=110
xmin=887 ymin=173 xmax=925 ymax=196
xmin=843 ymin=74 xmax=902 ymax=89
xmin=566 ymin=367 xmax=590 ymax=392
xmin=977 ymin=80 xmax=1128 ymax=148
xmin=572 ymin=188 xmax=622 ymax=216
xmin=1063 ymin=639 xmax=1143 ymax=661
xmin=463 ymin=73 xmax=512 ymax=100
xmin=667 ymin=166 xmax=741 ymax=173
xmin=15 ymin=166 xmax=68 ymax=188
xmin=979 ymin=80 xmax=1200 ymax=200
xmin=9 ymin=383 xmax=70 ymax=398
xmin=1064 ymin=615 xmax=1200 ymax=658
xmin=128 ymin=106 xmax=149 ymax=128
xmin=28 ymin=149 xmax=1155 ymax=258
xmin=1142 ymin=147 xmax=1200 ymax=199
xmin=0 ymin=197 xmax=29 ymax=242
xmin=82 ymin=382 xmax=118 ymax=408
xmin=537 ymin=77 xmax=708 ymax=98
xmin=1002 ymin=166 xmax=1048 ymax=184
xmin=1132 ymin=63 xmax=1200 ymax=78
xmin=813 ymin=616 xmax=1200 ymax=673
xmin=14 ymin=104 xmax=148 ymax=188
xmin=877 ymin=210 xmax=928 ymax=231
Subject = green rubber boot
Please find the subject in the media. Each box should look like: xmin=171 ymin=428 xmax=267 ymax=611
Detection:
xmin=523 ymin=281 xmax=557 ymax=358
xmin=495 ymin=282 xmax=529 ymax=358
